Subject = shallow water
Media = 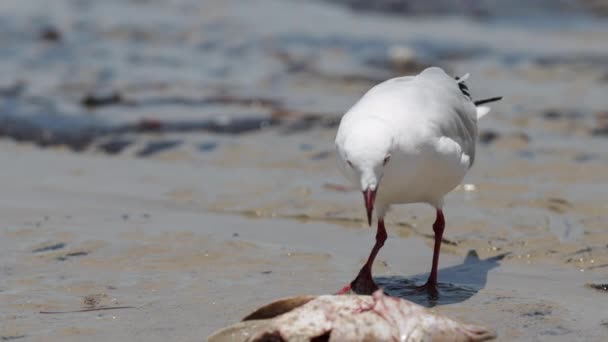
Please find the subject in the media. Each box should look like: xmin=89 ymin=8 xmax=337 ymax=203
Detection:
xmin=1 ymin=0 xmax=608 ymax=341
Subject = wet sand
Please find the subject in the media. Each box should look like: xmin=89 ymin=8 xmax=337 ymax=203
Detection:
xmin=1 ymin=142 xmax=607 ymax=341
xmin=2 ymin=0 xmax=608 ymax=341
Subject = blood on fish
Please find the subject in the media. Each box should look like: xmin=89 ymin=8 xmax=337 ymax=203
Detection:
xmin=209 ymin=290 xmax=495 ymax=341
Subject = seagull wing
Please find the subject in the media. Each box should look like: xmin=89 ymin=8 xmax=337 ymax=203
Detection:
xmin=407 ymin=67 xmax=501 ymax=166
xmin=338 ymin=67 xmax=500 ymax=167
xmin=380 ymin=67 xmax=480 ymax=166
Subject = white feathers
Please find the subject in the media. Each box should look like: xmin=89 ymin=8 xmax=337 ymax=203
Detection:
xmin=476 ymin=106 xmax=491 ymax=119
xmin=335 ymin=67 xmax=499 ymax=212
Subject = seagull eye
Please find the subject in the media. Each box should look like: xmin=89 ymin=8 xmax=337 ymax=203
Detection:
xmin=346 ymin=160 xmax=353 ymax=168
xmin=383 ymin=155 xmax=391 ymax=165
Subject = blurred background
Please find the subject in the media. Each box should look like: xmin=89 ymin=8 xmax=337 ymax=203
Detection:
xmin=1 ymin=0 xmax=608 ymax=340
xmin=2 ymin=0 xmax=608 ymax=152
xmin=2 ymin=0 xmax=607 ymax=252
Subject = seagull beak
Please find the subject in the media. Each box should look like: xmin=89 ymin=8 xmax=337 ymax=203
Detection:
xmin=363 ymin=188 xmax=376 ymax=226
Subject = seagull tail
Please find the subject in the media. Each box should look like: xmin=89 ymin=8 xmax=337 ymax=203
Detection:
xmin=474 ymin=96 xmax=503 ymax=119
xmin=455 ymin=72 xmax=502 ymax=119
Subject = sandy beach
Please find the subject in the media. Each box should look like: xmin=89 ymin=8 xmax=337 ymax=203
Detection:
xmin=1 ymin=0 xmax=608 ymax=341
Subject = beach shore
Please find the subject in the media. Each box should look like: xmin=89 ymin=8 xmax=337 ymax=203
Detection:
xmin=1 ymin=140 xmax=607 ymax=341
xmin=1 ymin=0 xmax=608 ymax=340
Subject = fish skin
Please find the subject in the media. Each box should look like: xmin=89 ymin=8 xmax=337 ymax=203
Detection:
xmin=209 ymin=290 xmax=495 ymax=342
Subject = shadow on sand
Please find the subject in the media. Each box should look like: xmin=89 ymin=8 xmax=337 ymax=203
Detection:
xmin=376 ymin=250 xmax=508 ymax=308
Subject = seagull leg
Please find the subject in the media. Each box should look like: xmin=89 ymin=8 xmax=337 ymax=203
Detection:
xmin=413 ymin=209 xmax=445 ymax=298
xmin=337 ymin=219 xmax=387 ymax=295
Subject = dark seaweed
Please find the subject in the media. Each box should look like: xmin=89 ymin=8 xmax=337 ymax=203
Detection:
xmin=32 ymin=243 xmax=66 ymax=253
xmin=136 ymin=140 xmax=182 ymax=157
xmin=56 ymin=251 xmax=89 ymax=261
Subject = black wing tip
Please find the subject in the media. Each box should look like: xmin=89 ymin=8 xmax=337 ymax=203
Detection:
xmin=457 ymin=81 xmax=471 ymax=98
xmin=474 ymin=96 xmax=503 ymax=106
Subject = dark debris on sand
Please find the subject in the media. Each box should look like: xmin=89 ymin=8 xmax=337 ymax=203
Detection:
xmin=81 ymin=92 xmax=123 ymax=109
xmin=585 ymin=283 xmax=608 ymax=292
xmin=136 ymin=140 xmax=182 ymax=157
xmin=32 ymin=243 xmax=66 ymax=253
xmin=1 ymin=335 xmax=27 ymax=341
xmin=56 ymin=251 xmax=89 ymax=261
xmin=96 ymin=138 xmax=135 ymax=155
xmin=1 ymin=96 xmax=341 ymax=155
xmin=479 ymin=130 xmax=500 ymax=145
xmin=39 ymin=27 xmax=62 ymax=42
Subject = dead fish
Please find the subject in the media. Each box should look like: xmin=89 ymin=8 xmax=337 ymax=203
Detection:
xmin=209 ymin=290 xmax=495 ymax=341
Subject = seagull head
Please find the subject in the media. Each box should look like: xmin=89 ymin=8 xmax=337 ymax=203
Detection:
xmin=336 ymin=121 xmax=394 ymax=226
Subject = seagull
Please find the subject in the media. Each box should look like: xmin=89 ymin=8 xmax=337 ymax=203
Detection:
xmin=334 ymin=67 xmax=502 ymax=297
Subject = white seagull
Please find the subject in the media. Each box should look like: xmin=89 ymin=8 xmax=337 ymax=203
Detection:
xmin=335 ymin=67 xmax=501 ymax=297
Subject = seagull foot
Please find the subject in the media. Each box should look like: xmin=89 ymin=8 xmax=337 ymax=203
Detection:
xmin=336 ymin=269 xmax=379 ymax=295
xmin=409 ymin=281 xmax=439 ymax=299
xmin=336 ymin=284 xmax=352 ymax=295
xmin=350 ymin=270 xmax=379 ymax=295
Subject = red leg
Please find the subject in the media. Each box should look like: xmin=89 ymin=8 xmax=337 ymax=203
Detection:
xmin=337 ymin=219 xmax=387 ymax=295
xmin=413 ymin=209 xmax=445 ymax=297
